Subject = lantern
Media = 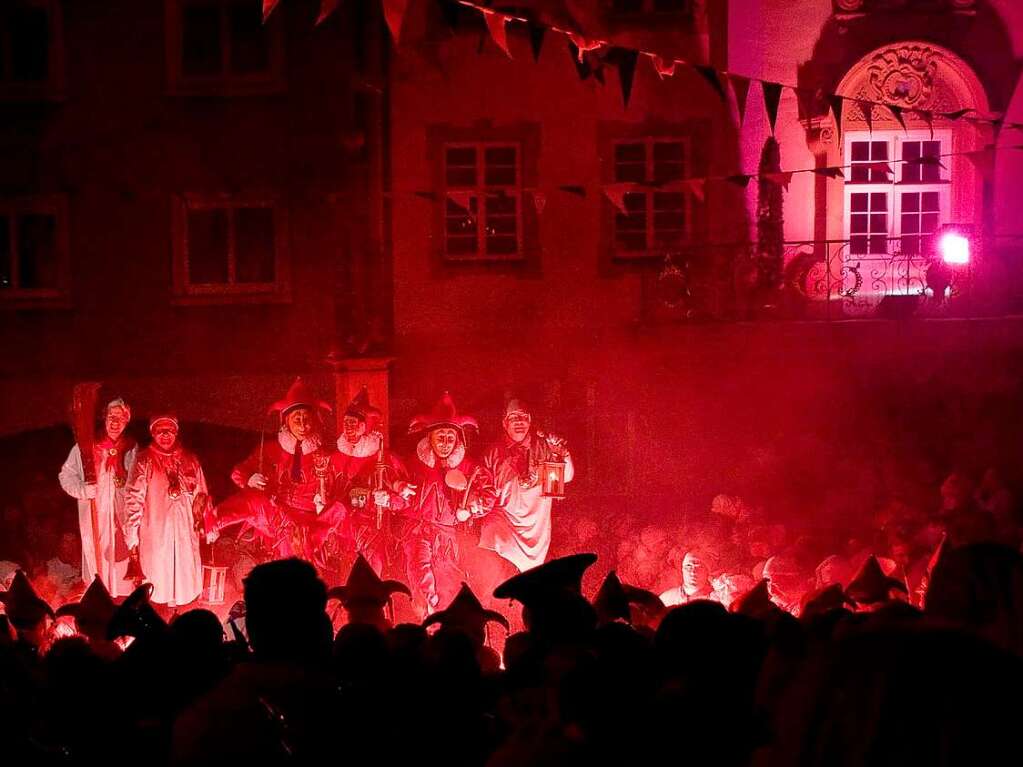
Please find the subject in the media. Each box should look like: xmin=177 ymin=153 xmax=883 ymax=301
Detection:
xmin=202 ymin=564 xmax=228 ymax=605
xmin=541 ymin=458 xmax=567 ymax=499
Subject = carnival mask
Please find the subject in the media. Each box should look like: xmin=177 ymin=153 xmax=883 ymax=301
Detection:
xmin=429 ymin=427 xmax=458 ymax=460
xmin=342 ymin=415 xmax=367 ymax=445
xmin=285 ymin=407 xmax=315 ymax=441
xmin=503 ymin=410 xmax=531 ymax=443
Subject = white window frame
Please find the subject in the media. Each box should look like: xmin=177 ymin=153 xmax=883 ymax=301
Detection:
xmin=843 ymin=130 xmax=952 ymax=258
xmin=611 ymin=136 xmax=692 ymax=259
xmin=441 ymin=141 xmax=524 ymax=262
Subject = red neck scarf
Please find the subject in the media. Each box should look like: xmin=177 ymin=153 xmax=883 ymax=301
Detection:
xmin=95 ymin=434 xmax=137 ymax=487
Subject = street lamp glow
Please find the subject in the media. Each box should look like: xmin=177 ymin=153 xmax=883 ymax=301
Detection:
xmin=940 ymin=232 xmax=970 ymax=265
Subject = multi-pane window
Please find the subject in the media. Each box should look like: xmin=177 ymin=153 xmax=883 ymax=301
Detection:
xmin=844 ymin=131 xmax=950 ymax=257
xmin=167 ymin=0 xmax=283 ymax=94
xmin=612 ymin=138 xmax=689 ymax=256
xmin=0 ymin=197 xmax=67 ymax=299
xmin=175 ymin=195 xmax=286 ymax=298
xmin=0 ymin=1 xmax=62 ymax=98
xmin=443 ymin=144 xmax=522 ymax=260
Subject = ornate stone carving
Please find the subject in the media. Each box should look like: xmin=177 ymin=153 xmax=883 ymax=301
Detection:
xmin=866 ymin=45 xmax=938 ymax=110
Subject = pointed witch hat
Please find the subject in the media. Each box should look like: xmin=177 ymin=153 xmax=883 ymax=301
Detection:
xmin=424 ymin=582 xmax=509 ymax=633
xmin=106 ymin=582 xmax=167 ymax=640
xmin=494 ymin=553 xmax=597 ymax=607
xmin=0 ymin=570 xmax=54 ymax=630
xmin=268 ymin=377 xmax=333 ymax=419
xmin=56 ymin=576 xmax=117 ymax=640
xmin=327 ymin=555 xmax=411 ymax=608
xmin=344 ymin=387 xmax=382 ymax=433
xmin=732 ymin=578 xmax=780 ymax=619
xmin=408 ymin=392 xmax=479 ymax=436
xmin=593 ymin=570 xmax=664 ymax=624
xmin=800 ymin=583 xmax=855 ymax=621
xmin=846 ymin=555 xmax=908 ymax=607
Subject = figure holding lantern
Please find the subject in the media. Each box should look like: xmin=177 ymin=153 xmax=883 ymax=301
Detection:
xmin=480 ymin=398 xmax=574 ymax=573
xmin=400 ymin=392 xmax=496 ymax=615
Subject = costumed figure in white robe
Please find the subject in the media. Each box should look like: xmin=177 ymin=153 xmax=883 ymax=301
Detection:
xmin=480 ymin=399 xmax=574 ymax=573
xmin=58 ymin=397 xmax=138 ymax=597
xmin=124 ymin=415 xmax=209 ymax=607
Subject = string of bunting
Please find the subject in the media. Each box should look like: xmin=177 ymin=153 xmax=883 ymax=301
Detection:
xmin=397 ymin=143 xmax=1022 ymax=215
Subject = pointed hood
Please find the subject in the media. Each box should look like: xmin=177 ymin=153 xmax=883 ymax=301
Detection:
xmin=106 ymin=583 xmax=167 ymax=640
xmin=0 ymin=570 xmax=54 ymax=630
xmin=732 ymin=578 xmax=781 ymax=619
xmin=56 ymin=576 xmax=116 ymax=640
xmin=593 ymin=570 xmax=664 ymax=624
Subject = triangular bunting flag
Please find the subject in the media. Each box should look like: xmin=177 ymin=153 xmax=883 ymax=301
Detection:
xmin=616 ymin=48 xmax=639 ymax=108
xmin=829 ymin=95 xmax=844 ymax=135
xmin=482 ymin=10 xmax=512 ymax=58
xmin=696 ymin=65 xmax=727 ymax=101
xmin=567 ymin=33 xmax=603 ymax=62
xmin=795 ymin=88 xmax=819 ymax=119
xmin=684 ymin=178 xmax=706 ymax=203
xmin=528 ymin=24 xmax=546 ymax=62
xmin=764 ymin=171 xmax=794 ymax=191
xmin=568 ymin=41 xmax=591 ymax=81
xmin=603 ymin=183 xmax=635 ymax=214
xmin=814 ymin=166 xmax=845 ymax=179
xmin=559 ymin=184 xmax=587 ymax=197
xmin=726 ymin=174 xmax=752 ymax=188
xmin=262 ymin=0 xmax=281 ymax=22
xmin=316 ymin=0 xmax=340 ymax=25
xmin=446 ymin=190 xmax=474 ymax=211
xmin=730 ymin=75 xmax=751 ymax=125
xmin=916 ymin=109 xmax=934 ymax=139
xmin=868 ymin=161 xmax=892 ymax=178
xmin=649 ymin=54 xmax=677 ymax=79
xmin=942 ymin=108 xmax=973 ymax=121
xmin=888 ymin=103 xmax=908 ymax=133
xmin=858 ymin=100 xmax=873 ymax=133
xmin=762 ymin=82 xmax=783 ymax=134
xmin=382 ymin=0 xmax=408 ymax=45
xmin=906 ymin=156 xmax=946 ymax=170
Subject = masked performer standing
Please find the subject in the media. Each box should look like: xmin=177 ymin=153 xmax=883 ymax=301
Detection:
xmin=59 ymin=397 xmax=138 ymax=597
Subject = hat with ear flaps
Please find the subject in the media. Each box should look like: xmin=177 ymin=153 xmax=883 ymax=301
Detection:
xmin=327 ymin=555 xmax=411 ymax=609
xmin=56 ymin=576 xmax=117 ymax=641
xmin=0 ymin=570 xmax=54 ymax=631
xmin=593 ymin=570 xmax=665 ymax=624
xmin=424 ymin=582 xmax=509 ymax=634
xmin=846 ymin=555 xmax=908 ymax=607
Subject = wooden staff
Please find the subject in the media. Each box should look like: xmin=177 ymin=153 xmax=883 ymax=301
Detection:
xmin=71 ymin=382 xmax=104 ymax=582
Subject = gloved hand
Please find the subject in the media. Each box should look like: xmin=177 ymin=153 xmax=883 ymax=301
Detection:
xmin=373 ymin=490 xmax=391 ymax=509
xmin=247 ymin=473 xmax=268 ymax=490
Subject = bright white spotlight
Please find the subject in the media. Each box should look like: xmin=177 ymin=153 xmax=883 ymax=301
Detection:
xmin=940 ymin=231 xmax=970 ymax=265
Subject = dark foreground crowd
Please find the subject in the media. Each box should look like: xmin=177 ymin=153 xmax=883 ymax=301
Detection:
xmin=2 ymin=536 xmax=1023 ymax=767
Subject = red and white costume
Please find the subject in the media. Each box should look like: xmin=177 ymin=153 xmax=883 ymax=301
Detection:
xmin=59 ymin=426 xmax=138 ymax=597
xmin=481 ymin=432 xmax=574 ymax=572
xmin=124 ymin=441 xmax=207 ymax=606
xmin=400 ymin=394 xmax=496 ymax=613
xmin=213 ymin=379 xmax=346 ymax=570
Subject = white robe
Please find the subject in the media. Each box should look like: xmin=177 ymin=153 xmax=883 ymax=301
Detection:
xmin=124 ymin=447 xmax=207 ymax=606
xmin=58 ymin=443 xmax=138 ymax=598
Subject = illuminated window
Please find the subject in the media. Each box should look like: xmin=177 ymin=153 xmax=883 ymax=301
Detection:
xmin=612 ymin=138 xmax=690 ymax=257
xmin=443 ymin=143 xmax=522 ymax=261
xmin=165 ymin=0 xmax=284 ymax=95
xmin=0 ymin=0 xmax=64 ymax=101
xmin=844 ymin=131 xmax=950 ymax=257
xmin=173 ymin=194 xmax=289 ymax=303
xmin=0 ymin=196 xmax=69 ymax=306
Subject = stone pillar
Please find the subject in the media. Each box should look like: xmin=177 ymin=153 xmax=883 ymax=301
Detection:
xmin=330 ymin=356 xmax=395 ymax=444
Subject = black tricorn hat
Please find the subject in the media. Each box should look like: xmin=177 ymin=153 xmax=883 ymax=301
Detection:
xmin=0 ymin=570 xmax=54 ymax=630
xmin=846 ymin=555 xmax=908 ymax=607
xmin=493 ymin=553 xmax=597 ymax=608
xmin=424 ymin=583 xmax=509 ymax=632
xmin=56 ymin=576 xmax=117 ymax=640
xmin=328 ymin=555 xmax=411 ymax=608
xmin=106 ymin=582 xmax=167 ymax=640
xmin=593 ymin=570 xmax=664 ymax=624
